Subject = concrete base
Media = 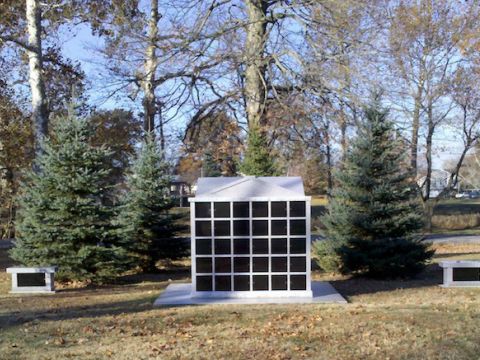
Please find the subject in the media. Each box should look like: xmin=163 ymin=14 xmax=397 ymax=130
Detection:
xmin=153 ymin=281 xmax=347 ymax=306
xmin=440 ymin=284 xmax=480 ymax=288
xmin=9 ymin=290 xmax=56 ymax=294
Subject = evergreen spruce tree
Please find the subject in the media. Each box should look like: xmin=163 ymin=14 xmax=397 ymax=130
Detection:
xmin=315 ymin=101 xmax=433 ymax=278
xmin=11 ymin=109 xmax=131 ymax=283
xmin=117 ymin=136 xmax=187 ymax=272
xmin=239 ymin=126 xmax=278 ymax=176
xmin=202 ymin=151 xmax=222 ymax=177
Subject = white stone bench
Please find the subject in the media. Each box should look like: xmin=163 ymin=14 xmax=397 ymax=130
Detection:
xmin=6 ymin=266 xmax=57 ymax=293
xmin=439 ymin=260 xmax=480 ymax=287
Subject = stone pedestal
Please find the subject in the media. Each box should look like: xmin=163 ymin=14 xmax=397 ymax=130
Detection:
xmin=439 ymin=261 xmax=480 ymax=287
xmin=6 ymin=266 xmax=58 ymax=293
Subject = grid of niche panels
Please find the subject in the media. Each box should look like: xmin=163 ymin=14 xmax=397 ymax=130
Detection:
xmin=192 ymin=200 xmax=309 ymax=292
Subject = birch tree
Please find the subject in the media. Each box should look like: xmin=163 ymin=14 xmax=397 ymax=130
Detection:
xmin=0 ymin=0 xmax=117 ymax=160
xmin=0 ymin=0 xmax=47 ymax=159
xmin=25 ymin=0 xmax=47 ymax=158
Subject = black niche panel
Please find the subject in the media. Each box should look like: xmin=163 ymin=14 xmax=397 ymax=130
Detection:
xmin=195 ymin=202 xmax=211 ymax=218
xmin=234 ymin=239 xmax=250 ymax=254
xmin=290 ymin=201 xmax=306 ymax=217
xmin=271 ymin=201 xmax=287 ymax=217
xmin=215 ymin=275 xmax=231 ymax=291
xmin=196 ymin=221 xmax=212 ymax=237
xmin=196 ymin=276 xmax=212 ymax=291
xmin=253 ymin=275 xmax=269 ymax=290
xmin=196 ymin=239 xmax=212 ymax=255
xmin=215 ymin=257 xmax=231 ymax=273
xmin=234 ymin=257 xmax=250 ymax=272
xmin=252 ymin=239 xmax=268 ymax=254
xmin=17 ymin=273 xmax=45 ymax=287
xmin=196 ymin=257 xmax=212 ymax=273
xmin=290 ymin=257 xmax=307 ymax=272
xmin=453 ymin=268 xmax=480 ymax=281
xmin=233 ymin=202 xmax=249 ymax=218
xmin=290 ymin=238 xmax=306 ymax=254
xmin=253 ymin=220 xmax=268 ymax=236
xmin=234 ymin=220 xmax=250 ymax=236
xmin=214 ymin=239 xmax=231 ymax=254
xmin=252 ymin=202 xmax=268 ymax=217
xmin=290 ymin=220 xmax=306 ymax=236
xmin=271 ymin=220 xmax=287 ymax=235
xmin=290 ymin=275 xmax=306 ymax=290
xmin=272 ymin=275 xmax=288 ymax=290
xmin=253 ymin=257 xmax=269 ymax=272
xmin=214 ymin=202 xmax=230 ymax=218
xmin=271 ymin=238 xmax=287 ymax=254
xmin=194 ymin=196 xmax=310 ymax=293
xmin=214 ymin=221 xmax=231 ymax=236
xmin=271 ymin=257 xmax=287 ymax=272
xmin=234 ymin=275 xmax=250 ymax=291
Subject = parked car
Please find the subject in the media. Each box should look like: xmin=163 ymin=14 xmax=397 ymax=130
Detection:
xmin=455 ymin=190 xmax=480 ymax=199
xmin=469 ymin=190 xmax=480 ymax=199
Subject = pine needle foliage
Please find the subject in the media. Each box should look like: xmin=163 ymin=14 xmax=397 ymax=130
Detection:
xmin=117 ymin=136 xmax=187 ymax=272
xmin=239 ymin=126 xmax=278 ymax=176
xmin=315 ymin=101 xmax=433 ymax=278
xmin=11 ymin=109 xmax=131 ymax=283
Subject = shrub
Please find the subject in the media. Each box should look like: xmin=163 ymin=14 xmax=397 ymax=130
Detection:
xmin=312 ymin=240 xmax=343 ymax=273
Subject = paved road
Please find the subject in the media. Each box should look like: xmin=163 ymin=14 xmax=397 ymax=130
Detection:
xmin=422 ymin=234 xmax=480 ymax=244
xmin=0 ymin=239 xmax=13 ymax=249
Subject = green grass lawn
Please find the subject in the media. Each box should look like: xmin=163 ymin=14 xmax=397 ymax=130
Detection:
xmin=1 ymin=244 xmax=480 ymax=359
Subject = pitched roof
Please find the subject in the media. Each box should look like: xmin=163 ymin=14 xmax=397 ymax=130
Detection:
xmin=194 ymin=176 xmax=306 ymax=200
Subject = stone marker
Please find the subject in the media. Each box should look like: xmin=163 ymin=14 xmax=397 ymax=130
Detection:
xmin=6 ymin=266 xmax=57 ymax=293
xmin=439 ymin=260 xmax=480 ymax=287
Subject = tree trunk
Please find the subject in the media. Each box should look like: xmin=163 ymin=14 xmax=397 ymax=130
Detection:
xmin=26 ymin=0 xmax=48 ymax=161
xmin=142 ymin=0 xmax=159 ymax=133
xmin=410 ymin=81 xmax=424 ymax=175
xmin=424 ymin=101 xmax=434 ymax=200
xmin=340 ymin=110 xmax=347 ymax=162
xmin=159 ymin=107 xmax=165 ymax=152
xmin=324 ymin=128 xmax=333 ymax=193
xmin=423 ymin=199 xmax=436 ymax=233
xmin=244 ymin=0 xmax=268 ymax=130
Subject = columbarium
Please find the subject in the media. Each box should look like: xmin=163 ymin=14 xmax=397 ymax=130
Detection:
xmin=189 ymin=176 xmax=312 ymax=298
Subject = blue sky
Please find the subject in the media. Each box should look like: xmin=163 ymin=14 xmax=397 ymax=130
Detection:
xmin=52 ymin=9 xmax=470 ymax=171
xmin=59 ymin=24 xmax=131 ymax=110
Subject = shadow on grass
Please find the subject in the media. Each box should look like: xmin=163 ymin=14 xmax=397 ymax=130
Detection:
xmin=55 ymin=268 xmax=191 ymax=296
xmin=0 ymin=296 xmax=157 ymax=331
xmin=0 ymin=266 xmax=192 ymax=330
xmin=330 ymin=263 xmax=443 ymax=300
xmin=0 ymin=249 xmax=15 ymax=271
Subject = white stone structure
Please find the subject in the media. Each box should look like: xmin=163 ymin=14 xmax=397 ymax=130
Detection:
xmin=189 ymin=176 xmax=312 ymax=298
xmin=439 ymin=260 xmax=480 ymax=287
xmin=6 ymin=266 xmax=57 ymax=293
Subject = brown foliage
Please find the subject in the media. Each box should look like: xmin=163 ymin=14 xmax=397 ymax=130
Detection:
xmin=179 ymin=110 xmax=242 ymax=181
